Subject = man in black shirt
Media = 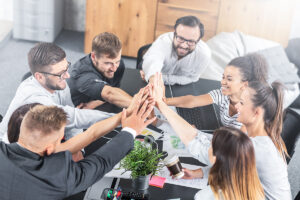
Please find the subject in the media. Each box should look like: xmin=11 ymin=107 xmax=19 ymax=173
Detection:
xmin=68 ymin=32 xmax=132 ymax=109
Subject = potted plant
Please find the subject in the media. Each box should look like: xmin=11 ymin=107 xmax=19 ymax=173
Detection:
xmin=119 ymin=139 xmax=164 ymax=190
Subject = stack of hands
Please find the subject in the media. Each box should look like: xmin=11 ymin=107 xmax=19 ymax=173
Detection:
xmin=123 ymin=72 xmax=203 ymax=180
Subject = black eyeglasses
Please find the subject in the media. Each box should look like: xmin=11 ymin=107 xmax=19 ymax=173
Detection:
xmin=39 ymin=62 xmax=71 ymax=80
xmin=174 ymin=32 xmax=199 ymax=46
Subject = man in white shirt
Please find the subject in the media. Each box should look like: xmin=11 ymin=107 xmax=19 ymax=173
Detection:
xmin=141 ymin=15 xmax=211 ymax=85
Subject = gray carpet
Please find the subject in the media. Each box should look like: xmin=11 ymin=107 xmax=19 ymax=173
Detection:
xmin=0 ymin=30 xmax=136 ymax=115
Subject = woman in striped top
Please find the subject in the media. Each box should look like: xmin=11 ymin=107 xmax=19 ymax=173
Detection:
xmin=166 ymin=53 xmax=268 ymax=131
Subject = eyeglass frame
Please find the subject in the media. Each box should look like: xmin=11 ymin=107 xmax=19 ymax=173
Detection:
xmin=174 ymin=32 xmax=200 ymax=46
xmin=39 ymin=62 xmax=71 ymax=80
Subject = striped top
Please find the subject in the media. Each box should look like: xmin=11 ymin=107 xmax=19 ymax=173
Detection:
xmin=208 ymin=89 xmax=242 ymax=129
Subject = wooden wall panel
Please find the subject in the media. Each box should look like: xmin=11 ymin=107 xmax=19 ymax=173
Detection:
xmin=85 ymin=0 xmax=158 ymax=57
xmin=217 ymin=0 xmax=296 ymax=47
xmin=155 ymin=0 xmax=220 ymax=41
xmin=85 ymin=0 xmax=296 ymax=57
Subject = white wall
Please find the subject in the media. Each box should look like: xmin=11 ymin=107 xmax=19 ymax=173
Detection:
xmin=64 ymin=0 xmax=86 ymax=32
xmin=0 ymin=0 xmax=13 ymax=21
xmin=290 ymin=1 xmax=300 ymax=39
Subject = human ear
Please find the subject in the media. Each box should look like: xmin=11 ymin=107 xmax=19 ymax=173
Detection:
xmin=208 ymin=146 xmax=216 ymax=165
xmin=241 ymin=81 xmax=248 ymax=91
xmin=34 ymin=72 xmax=44 ymax=82
xmin=91 ymin=52 xmax=96 ymax=61
xmin=243 ymin=81 xmax=248 ymax=88
xmin=254 ymin=107 xmax=264 ymax=119
xmin=45 ymin=144 xmax=55 ymax=156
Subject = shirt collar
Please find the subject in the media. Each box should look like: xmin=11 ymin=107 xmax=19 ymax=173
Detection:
xmin=11 ymin=142 xmax=41 ymax=160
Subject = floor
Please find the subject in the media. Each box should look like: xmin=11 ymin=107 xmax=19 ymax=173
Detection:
xmin=0 ymin=30 xmax=136 ymax=115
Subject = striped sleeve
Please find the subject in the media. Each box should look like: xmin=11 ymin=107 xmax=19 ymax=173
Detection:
xmin=208 ymin=89 xmax=223 ymax=106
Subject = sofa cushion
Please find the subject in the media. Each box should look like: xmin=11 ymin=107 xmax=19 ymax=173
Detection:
xmin=257 ymin=45 xmax=300 ymax=84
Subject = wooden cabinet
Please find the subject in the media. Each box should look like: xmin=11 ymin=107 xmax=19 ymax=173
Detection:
xmin=155 ymin=0 xmax=220 ymax=42
xmin=85 ymin=0 xmax=158 ymax=57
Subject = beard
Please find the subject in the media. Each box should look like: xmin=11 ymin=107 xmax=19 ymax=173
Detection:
xmin=94 ymin=60 xmax=115 ymax=79
xmin=173 ymin=42 xmax=193 ymax=58
xmin=45 ymin=77 xmax=65 ymax=91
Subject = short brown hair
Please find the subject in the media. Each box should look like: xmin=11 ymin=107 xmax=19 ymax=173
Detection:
xmin=92 ymin=32 xmax=122 ymax=58
xmin=28 ymin=43 xmax=66 ymax=74
xmin=22 ymin=105 xmax=67 ymax=134
xmin=7 ymin=103 xmax=41 ymax=143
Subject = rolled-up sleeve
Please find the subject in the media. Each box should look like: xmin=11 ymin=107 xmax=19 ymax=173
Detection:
xmin=187 ymin=130 xmax=212 ymax=166
xmin=142 ymin=34 xmax=170 ymax=82
xmin=75 ymin=72 xmax=107 ymax=101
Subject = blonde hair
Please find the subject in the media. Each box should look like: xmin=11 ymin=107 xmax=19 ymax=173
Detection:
xmin=209 ymin=127 xmax=264 ymax=200
xmin=22 ymin=105 xmax=67 ymax=134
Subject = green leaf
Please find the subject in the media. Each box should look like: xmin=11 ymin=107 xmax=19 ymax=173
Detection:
xmin=119 ymin=140 xmax=164 ymax=179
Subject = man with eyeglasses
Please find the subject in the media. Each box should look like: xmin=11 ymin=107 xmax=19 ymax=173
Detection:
xmin=0 ymin=43 xmax=115 ymax=145
xmin=141 ymin=15 xmax=211 ymax=85
xmin=67 ymin=32 xmax=132 ymax=110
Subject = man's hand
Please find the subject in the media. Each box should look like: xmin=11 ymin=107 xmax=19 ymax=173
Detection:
xmin=151 ymin=72 xmax=165 ymax=105
xmin=140 ymin=70 xmax=146 ymax=82
xmin=127 ymin=86 xmax=151 ymax=115
xmin=72 ymin=151 xmax=84 ymax=162
xmin=121 ymin=99 xmax=156 ymax=134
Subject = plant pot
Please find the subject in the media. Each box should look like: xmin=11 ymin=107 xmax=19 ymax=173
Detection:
xmin=132 ymin=174 xmax=151 ymax=190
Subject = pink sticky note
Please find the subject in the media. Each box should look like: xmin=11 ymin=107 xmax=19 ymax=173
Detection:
xmin=149 ymin=176 xmax=166 ymax=188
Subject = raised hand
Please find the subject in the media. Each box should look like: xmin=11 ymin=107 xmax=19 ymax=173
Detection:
xmin=151 ymin=72 xmax=165 ymax=104
xmin=121 ymin=99 xmax=156 ymax=134
xmin=127 ymin=87 xmax=150 ymax=116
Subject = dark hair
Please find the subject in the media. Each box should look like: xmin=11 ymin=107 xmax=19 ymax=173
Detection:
xmin=7 ymin=103 xmax=41 ymax=143
xmin=209 ymin=127 xmax=264 ymax=199
xmin=28 ymin=43 xmax=66 ymax=74
xmin=228 ymin=53 xmax=268 ymax=83
xmin=92 ymin=32 xmax=122 ymax=59
xmin=248 ymin=81 xmax=288 ymax=158
xmin=174 ymin=16 xmax=204 ymax=39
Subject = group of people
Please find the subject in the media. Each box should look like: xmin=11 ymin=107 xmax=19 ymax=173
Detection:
xmin=0 ymin=15 xmax=292 ymax=200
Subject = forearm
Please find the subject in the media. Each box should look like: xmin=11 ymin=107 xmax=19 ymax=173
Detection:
xmin=166 ymin=95 xmax=198 ymax=108
xmin=56 ymin=113 xmax=122 ymax=153
xmin=163 ymin=74 xmax=197 ymax=85
xmin=103 ymin=88 xmax=133 ymax=108
xmin=156 ymin=100 xmax=197 ymax=145
xmin=68 ymin=132 xmax=134 ymax=195
xmin=166 ymin=94 xmax=213 ymax=108
xmin=192 ymin=168 xmax=204 ymax=178
xmin=84 ymin=100 xmax=105 ymax=109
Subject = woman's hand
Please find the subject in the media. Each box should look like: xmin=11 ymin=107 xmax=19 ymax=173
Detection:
xmin=181 ymin=168 xmax=204 ymax=179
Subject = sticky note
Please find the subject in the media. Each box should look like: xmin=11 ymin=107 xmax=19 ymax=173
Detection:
xmin=149 ymin=176 xmax=166 ymax=188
